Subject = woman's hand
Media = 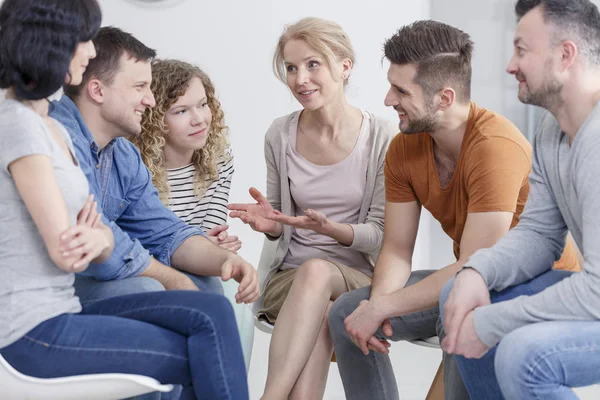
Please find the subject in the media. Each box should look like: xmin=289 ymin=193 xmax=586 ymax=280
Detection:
xmin=76 ymin=194 xmax=102 ymax=228
xmin=58 ymin=225 xmax=110 ymax=271
xmin=57 ymin=194 xmax=111 ymax=271
xmin=206 ymin=225 xmax=242 ymax=253
xmin=268 ymin=208 xmax=331 ymax=234
xmin=228 ymin=187 xmax=282 ymax=237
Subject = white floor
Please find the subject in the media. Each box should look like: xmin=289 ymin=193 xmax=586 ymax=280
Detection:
xmin=248 ymin=329 xmax=600 ymax=400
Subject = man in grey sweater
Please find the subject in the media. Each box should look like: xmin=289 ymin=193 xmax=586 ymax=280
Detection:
xmin=440 ymin=0 xmax=600 ymax=398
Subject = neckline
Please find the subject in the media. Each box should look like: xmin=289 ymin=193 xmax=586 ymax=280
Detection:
xmin=289 ymin=109 xmax=368 ymax=168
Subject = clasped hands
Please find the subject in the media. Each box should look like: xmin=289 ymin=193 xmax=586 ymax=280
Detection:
xmin=344 ymin=268 xmax=492 ymax=358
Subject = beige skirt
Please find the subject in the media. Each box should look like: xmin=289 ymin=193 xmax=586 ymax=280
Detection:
xmin=257 ymin=259 xmax=372 ymax=324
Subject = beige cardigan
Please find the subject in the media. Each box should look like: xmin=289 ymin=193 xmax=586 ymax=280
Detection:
xmin=257 ymin=110 xmax=398 ymax=291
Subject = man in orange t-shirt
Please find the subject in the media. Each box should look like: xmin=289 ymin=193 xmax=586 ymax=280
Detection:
xmin=328 ymin=20 xmax=579 ymax=400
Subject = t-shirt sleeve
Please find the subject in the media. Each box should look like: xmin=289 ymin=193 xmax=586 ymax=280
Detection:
xmin=465 ymin=137 xmax=531 ymax=213
xmin=384 ymin=134 xmax=417 ymax=203
xmin=0 ymin=113 xmax=54 ymax=173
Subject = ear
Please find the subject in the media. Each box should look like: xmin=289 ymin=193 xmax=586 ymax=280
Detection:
xmin=437 ymin=87 xmax=456 ymax=111
xmin=87 ymin=78 xmax=105 ymax=104
xmin=341 ymin=58 xmax=353 ymax=81
xmin=560 ymin=40 xmax=578 ymax=71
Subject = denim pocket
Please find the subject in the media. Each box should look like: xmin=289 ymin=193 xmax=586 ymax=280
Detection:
xmin=103 ymin=193 xmax=131 ymax=222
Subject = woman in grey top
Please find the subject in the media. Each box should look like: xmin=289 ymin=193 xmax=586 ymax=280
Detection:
xmin=229 ymin=17 xmax=397 ymax=400
xmin=0 ymin=1 xmax=248 ymax=398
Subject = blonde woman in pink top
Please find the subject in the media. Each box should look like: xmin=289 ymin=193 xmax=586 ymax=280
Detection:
xmin=229 ymin=17 xmax=397 ymax=399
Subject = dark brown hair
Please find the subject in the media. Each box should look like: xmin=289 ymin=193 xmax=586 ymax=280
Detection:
xmin=63 ymin=26 xmax=156 ymax=98
xmin=384 ymin=20 xmax=473 ymax=103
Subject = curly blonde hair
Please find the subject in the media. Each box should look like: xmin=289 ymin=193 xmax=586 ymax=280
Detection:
xmin=131 ymin=59 xmax=230 ymax=205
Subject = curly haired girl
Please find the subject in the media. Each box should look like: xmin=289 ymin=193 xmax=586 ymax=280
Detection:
xmin=132 ymin=59 xmax=240 ymax=252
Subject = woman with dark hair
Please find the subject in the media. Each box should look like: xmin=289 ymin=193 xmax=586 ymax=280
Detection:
xmin=0 ymin=1 xmax=248 ymax=399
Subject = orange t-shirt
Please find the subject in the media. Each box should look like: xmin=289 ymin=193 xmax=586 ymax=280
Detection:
xmin=384 ymin=102 xmax=579 ymax=271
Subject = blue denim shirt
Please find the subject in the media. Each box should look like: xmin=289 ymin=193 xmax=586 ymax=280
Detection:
xmin=50 ymin=96 xmax=204 ymax=281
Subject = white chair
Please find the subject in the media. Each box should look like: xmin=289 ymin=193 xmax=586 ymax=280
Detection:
xmin=252 ymin=297 xmax=275 ymax=334
xmin=410 ymin=336 xmax=443 ymax=400
xmin=0 ymin=354 xmax=173 ymax=400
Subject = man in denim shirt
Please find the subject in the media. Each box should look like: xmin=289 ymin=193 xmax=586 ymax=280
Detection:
xmin=51 ymin=27 xmax=260 ymax=307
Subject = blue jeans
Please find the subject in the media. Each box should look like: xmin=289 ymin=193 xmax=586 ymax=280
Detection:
xmin=0 ymin=291 xmax=248 ymax=400
xmin=74 ymin=273 xmax=224 ymax=306
xmin=439 ymin=269 xmax=573 ymax=399
xmin=74 ymin=272 xmax=225 ymax=399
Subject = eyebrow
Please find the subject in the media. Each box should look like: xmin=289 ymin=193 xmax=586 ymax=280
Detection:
xmin=171 ymin=97 xmax=208 ymax=109
xmin=284 ymin=55 xmax=320 ymax=64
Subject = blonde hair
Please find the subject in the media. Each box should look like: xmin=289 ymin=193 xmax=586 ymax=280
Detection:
xmin=273 ymin=17 xmax=355 ymax=85
xmin=131 ymin=59 xmax=230 ymax=205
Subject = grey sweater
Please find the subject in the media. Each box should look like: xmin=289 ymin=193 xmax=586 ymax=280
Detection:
xmin=468 ymin=103 xmax=600 ymax=347
xmin=257 ymin=110 xmax=397 ymax=291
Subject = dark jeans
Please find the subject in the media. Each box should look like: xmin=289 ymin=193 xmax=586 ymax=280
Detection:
xmin=0 ymin=291 xmax=248 ymax=400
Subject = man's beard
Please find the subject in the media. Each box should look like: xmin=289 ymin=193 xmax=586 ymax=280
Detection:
xmin=518 ymin=58 xmax=564 ymax=110
xmin=401 ymin=100 xmax=441 ymax=134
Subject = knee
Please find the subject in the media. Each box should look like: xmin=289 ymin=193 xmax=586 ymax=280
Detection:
xmin=295 ymin=258 xmax=334 ymax=287
xmin=134 ymin=277 xmax=166 ymax=293
xmin=495 ymin=327 xmax=543 ymax=391
xmin=328 ymin=287 xmax=370 ymax=333
xmin=202 ymin=276 xmax=225 ymax=295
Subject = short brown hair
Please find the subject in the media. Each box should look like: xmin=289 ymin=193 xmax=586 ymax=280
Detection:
xmin=63 ymin=26 xmax=156 ymax=99
xmin=384 ymin=20 xmax=473 ymax=103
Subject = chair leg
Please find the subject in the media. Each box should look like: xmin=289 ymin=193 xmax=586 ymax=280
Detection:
xmin=425 ymin=361 xmax=444 ymax=400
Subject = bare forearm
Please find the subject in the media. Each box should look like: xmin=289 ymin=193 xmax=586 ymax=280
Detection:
xmin=322 ymin=221 xmax=355 ymax=246
xmin=370 ymin=247 xmax=412 ymax=298
xmin=170 ymin=235 xmax=231 ymax=276
xmin=139 ymin=257 xmax=186 ymax=288
xmin=381 ymin=260 xmax=465 ymax=318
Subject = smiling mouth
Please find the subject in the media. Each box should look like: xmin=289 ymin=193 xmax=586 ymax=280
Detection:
xmin=298 ymin=89 xmax=317 ymax=96
xmin=190 ymin=129 xmax=206 ymax=137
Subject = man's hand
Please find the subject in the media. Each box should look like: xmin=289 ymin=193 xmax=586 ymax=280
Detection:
xmin=344 ymin=298 xmax=391 ymax=355
xmin=441 ymin=268 xmax=490 ymax=354
xmin=206 ymin=225 xmax=242 ymax=253
xmin=451 ymin=311 xmax=489 ymax=358
xmin=221 ymin=254 xmax=260 ymax=304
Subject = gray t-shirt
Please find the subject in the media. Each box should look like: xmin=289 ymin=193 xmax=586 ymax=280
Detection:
xmin=0 ymin=100 xmax=86 ymax=348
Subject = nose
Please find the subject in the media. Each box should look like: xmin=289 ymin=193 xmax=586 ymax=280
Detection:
xmin=296 ymin=68 xmax=309 ymax=86
xmin=143 ymin=89 xmax=156 ymax=108
xmin=506 ymin=54 xmax=518 ymax=75
xmin=87 ymin=40 xmax=97 ymax=60
xmin=191 ymin=108 xmax=205 ymax=125
xmin=384 ymin=87 xmax=398 ymax=107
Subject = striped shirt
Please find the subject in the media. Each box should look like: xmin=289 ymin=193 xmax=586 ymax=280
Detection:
xmin=166 ymin=150 xmax=234 ymax=232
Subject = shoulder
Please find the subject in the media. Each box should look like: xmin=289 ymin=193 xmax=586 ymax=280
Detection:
xmin=0 ymin=100 xmax=49 ymax=146
xmin=265 ymin=111 xmax=300 ymax=144
xmin=468 ymin=104 xmax=531 ymax=157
